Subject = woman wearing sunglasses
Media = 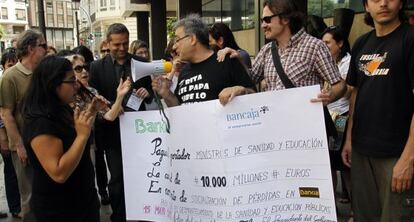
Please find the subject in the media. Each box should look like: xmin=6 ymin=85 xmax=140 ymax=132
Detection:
xmin=66 ymin=54 xmax=131 ymax=121
xmin=66 ymin=54 xmax=131 ymax=206
xmin=21 ymin=56 xmax=105 ymax=222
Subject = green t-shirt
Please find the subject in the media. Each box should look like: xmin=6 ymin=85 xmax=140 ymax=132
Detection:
xmin=0 ymin=62 xmax=32 ymax=151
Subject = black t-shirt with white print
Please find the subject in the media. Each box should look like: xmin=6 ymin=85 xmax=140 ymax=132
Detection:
xmin=347 ymin=24 xmax=414 ymax=157
xmin=175 ymin=53 xmax=255 ymax=104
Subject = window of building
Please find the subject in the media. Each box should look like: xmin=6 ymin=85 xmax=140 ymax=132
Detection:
xmin=110 ymin=0 xmax=115 ymax=10
xmin=67 ymin=15 xmax=73 ymax=27
xmin=308 ymin=0 xmax=365 ymax=17
xmin=15 ymin=9 xmax=26 ymax=21
xmin=1 ymin=7 xmax=7 ymax=19
xmin=55 ymin=29 xmax=64 ymax=49
xmin=47 ymin=14 xmax=54 ymax=27
xmin=57 ymin=2 xmax=63 ymax=15
xmin=46 ymin=2 xmax=53 ymax=14
xmin=100 ymin=0 xmax=107 ymax=11
xmin=46 ymin=29 xmax=53 ymax=44
xmin=46 ymin=2 xmax=54 ymax=26
xmin=57 ymin=15 xmax=64 ymax=27
xmin=66 ymin=2 xmax=72 ymax=15
xmin=12 ymin=26 xmax=24 ymax=34
xmin=202 ymin=0 xmax=255 ymax=31
xmin=65 ymin=30 xmax=73 ymax=41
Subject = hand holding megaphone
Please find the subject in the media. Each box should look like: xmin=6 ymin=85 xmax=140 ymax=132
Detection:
xmin=167 ymin=58 xmax=187 ymax=80
xmin=151 ymin=76 xmax=173 ymax=99
xmin=131 ymin=58 xmax=172 ymax=82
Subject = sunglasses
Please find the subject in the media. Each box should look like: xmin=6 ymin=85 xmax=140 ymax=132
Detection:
xmin=37 ymin=43 xmax=48 ymax=50
xmin=73 ymin=64 xmax=89 ymax=73
xmin=100 ymin=49 xmax=110 ymax=54
xmin=62 ymin=77 xmax=77 ymax=85
xmin=261 ymin=13 xmax=282 ymax=24
xmin=325 ymin=25 xmax=339 ymax=32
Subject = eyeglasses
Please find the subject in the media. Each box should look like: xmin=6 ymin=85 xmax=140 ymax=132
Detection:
xmin=261 ymin=13 xmax=282 ymax=24
xmin=174 ymin=35 xmax=190 ymax=44
xmin=62 ymin=77 xmax=78 ymax=85
xmin=100 ymin=49 xmax=110 ymax=54
xmin=37 ymin=43 xmax=47 ymax=50
xmin=73 ymin=64 xmax=89 ymax=73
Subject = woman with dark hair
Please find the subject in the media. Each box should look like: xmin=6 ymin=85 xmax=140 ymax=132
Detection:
xmin=209 ymin=23 xmax=252 ymax=68
xmin=322 ymin=26 xmax=352 ymax=114
xmin=1 ymin=48 xmax=18 ymax=72
xmin=21 ymin=56 xmax=103 ymax=222
xmin=56 ymin=49 xmax=75 ymax=57
xmin=65 ymin=53 xmax=131 ymax=204
xmin=322 ymin=25 xmax=353 ymax=220
xmin=72 ymin=45 xmax=94 ymax=66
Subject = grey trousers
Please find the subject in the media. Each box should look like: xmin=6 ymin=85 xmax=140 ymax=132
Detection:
xmin=351 ymin=150 xmax=414 ymax=222
xmin=11 ymin=152 xmax=36 ymax=222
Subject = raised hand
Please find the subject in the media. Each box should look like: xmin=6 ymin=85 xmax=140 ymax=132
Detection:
xmin=152 ymin=76 xmax=172 ymax=99
xmin=217 ymin=47 xmax=239 ymax=62
xmin=117 ymin=77 xmax=132 ymax=98
xmin=73 ymin=107 xmax=95 ymax=139
xmin=135 ymin=87 xmax=150 ymax=99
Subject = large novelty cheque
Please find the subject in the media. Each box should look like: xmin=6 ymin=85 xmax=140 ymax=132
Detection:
xmin=120 ymin=86 xmax=337 ymax=222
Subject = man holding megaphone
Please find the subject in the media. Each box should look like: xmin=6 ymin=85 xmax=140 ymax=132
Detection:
xmin=152 ymin=14 xmax=256 ymax=107
xmin=89 ymin=23 xmax=153 ymax=222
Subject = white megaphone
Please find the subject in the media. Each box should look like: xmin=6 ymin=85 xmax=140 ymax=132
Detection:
xmin=131 ymin=58 xmax=172 ymax=82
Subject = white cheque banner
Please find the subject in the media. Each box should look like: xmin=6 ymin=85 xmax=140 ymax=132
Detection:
xmin=120 ymin=85 xmax=337 ymax=222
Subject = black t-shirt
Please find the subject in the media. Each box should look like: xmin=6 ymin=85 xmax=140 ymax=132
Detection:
xmin=23 ymin=115 xmax=96 ymax=213
xmin=347 ymin=24 xmax=414 ymax=157
xmin=175 ymin=53 xmax=255 ymax=104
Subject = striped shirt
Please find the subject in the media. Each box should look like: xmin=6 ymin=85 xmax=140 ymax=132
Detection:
xmin=250 ymin=29 xmax=341 ymax=91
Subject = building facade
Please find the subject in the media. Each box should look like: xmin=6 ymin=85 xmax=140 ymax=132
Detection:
xmin=28 ymin=0 xmax=76 ymax=50
xmin=0 ymin=0 xmax=28 ymax=51
xmin=78 ymin=0 xmax=142 ymax=55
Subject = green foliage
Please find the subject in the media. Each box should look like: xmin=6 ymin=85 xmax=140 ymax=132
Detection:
xmin=308 ymin=0 xmax=335 ymax=17
xmin=166 ymin=17 xmax=177 ymax=40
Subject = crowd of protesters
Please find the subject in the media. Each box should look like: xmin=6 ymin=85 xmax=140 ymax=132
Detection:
xmin=0 ymin=0 xmax=413 ymax=221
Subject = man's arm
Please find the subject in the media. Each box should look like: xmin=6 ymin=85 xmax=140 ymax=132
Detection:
xmin=341 ymin=87 xmax=357 ymax=167
xmin=312 ymin=40 xmax=346 ymax=104
xmin=391 ymin=114 xmax=414 ymax=193
xmin=311 ymin=80 xmax=346 ymax=105
xmin=162 ymin=91 xmax=180 ymax=107
xmin=218 ymin=86 xmax=255 ymax=106
xmin=1 ymin=108 xmax=27 ymax=164
xmin=330 ymin=80 xmax=346 ymax=103
xmin=151 ymin=76 xmax=180 ymax=107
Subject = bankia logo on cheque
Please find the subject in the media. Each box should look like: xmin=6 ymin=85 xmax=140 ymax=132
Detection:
xmin=225 ymin=106 xmax=269 ymax=128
